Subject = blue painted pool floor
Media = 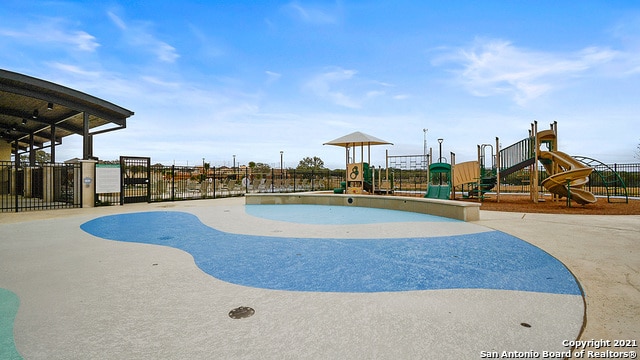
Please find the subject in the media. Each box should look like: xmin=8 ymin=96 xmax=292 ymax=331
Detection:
xmin=80 ymin=208 xmax=581 ymax=295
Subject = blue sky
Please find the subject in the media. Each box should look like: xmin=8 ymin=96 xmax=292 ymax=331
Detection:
xmin=1 ymin=1 xmax=638 ymax=169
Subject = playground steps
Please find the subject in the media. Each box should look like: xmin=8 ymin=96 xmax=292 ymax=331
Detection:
xmin=468 ymin=176 xmax=497 ymax=198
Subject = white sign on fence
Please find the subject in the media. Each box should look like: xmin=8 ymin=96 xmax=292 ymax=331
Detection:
xmin=96 ymin=164 xmax=120 ymax=193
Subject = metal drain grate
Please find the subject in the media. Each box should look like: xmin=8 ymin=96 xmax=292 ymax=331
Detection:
xmin=229 ymin=306 xmax=255 ymax=319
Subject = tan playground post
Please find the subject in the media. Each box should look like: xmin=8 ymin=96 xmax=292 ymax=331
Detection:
xmin=477 ymin=145 xmax=482 ymax=202
xmin=495 ymin=136 xmax=501 ymax=203
xmin=450 ymin=152 xmax=456 ymax=200
xmin=531 ymin=121 xmax=539 ymax=203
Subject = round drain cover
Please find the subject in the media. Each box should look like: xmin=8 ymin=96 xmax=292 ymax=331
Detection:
xmin=229 ymin=306 xmax=255 ymax=319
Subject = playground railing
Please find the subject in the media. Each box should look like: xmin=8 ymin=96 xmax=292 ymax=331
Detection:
xmin=499 ymin=137 xmax=534 ymax=172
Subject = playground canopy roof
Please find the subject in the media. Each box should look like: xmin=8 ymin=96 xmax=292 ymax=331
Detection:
xmin=0 ymin=69 xmax=134 ymax=161
xmin=324 ymin=131 xmax=392 ymax=166
xmin=323 ymin=131 xmax=393 ymax=148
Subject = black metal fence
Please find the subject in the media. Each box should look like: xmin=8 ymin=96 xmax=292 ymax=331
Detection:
xmin=5 ymin=159 xmax=636 ymax=211
xmin=95 ymin=162 xmax=638 ymax=206
xmin=587 ymin=162 xmax=639 ymax=200
xmin=94 ymin=165 xmax=343 ymax=205
xmin=0 ymin=161 xmax=82 ymax=212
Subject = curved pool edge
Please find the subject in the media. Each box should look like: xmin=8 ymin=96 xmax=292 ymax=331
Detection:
xmin=245 ymin=193 xmax=481 ymax=221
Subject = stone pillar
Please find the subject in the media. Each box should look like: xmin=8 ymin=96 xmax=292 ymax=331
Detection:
xmin=79 ymin=159 xmax=97 ymax=208
xmin=23 ymin=167 xmax=32 ymax=197
xmin=0 ymin=140 xmax=11 ymax=161
xmin=43 ymin=164 xmax=55 ymax=202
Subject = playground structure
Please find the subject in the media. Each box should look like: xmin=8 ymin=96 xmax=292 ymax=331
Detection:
xmin=325 ymin=123 xmax=628 ymax=206
xmin=450 ymin=121 xmax=628 ymax=205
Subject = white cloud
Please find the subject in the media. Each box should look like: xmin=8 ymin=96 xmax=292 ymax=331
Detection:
xmin=48 ymin=63 xmax=101 ymax=78
xmin=187 ymin=23 xmax=226 ymax=59
xmin=305 ymin=68 xmax=361 ymax=108
xmin=0 ymin=19 xmax=99 ymax=52
xmin=284 ymin=1 xmax=341 ymax=25
xmin=106 ymin=11 xmax=179 ymax=63
xmin=608 ymin=16 xmax=640 ymax=76
xmin=393 ymin=94 xmax=410 ymax=100
xmin=435 ymin=38 xmax=619 ymax=105
xmin=366 ymin=90 xmax=385 ymax=98
xmin=304 ymin=68 xmax=408 ymax=108
xmin=265 ymin=71 xmax=282 ymax=83
xmin=107 ymin=11 xmax=127 ymax=30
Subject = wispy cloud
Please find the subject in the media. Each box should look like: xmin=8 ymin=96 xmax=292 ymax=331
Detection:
xmin=187 ymin=24 xmax=226 ymax=59
xmin=46 ymin=62 xmax=142 ymax=101
xmin=0 ymin=18 xmax=99 ymax=52
xmin=48 ymin=63 xmax=101 ymax=78
xmin=107 ymin=11 xmax=179 ymax=63
xmin=608 ymin=15 xmax=640 ymax=75
xmin=284 ymin=1 xmax=341 ymax=25
xmin=303 ymin=68 xmax=405 ymax=108
xmin=265 ymin=71 xmax=282 ymax=83
xmin=305 ymin=68 xmax=361 ymax=108
xmin=434 ymin=38 xmax=618 ymax=105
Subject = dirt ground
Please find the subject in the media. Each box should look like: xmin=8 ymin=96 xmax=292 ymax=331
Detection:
xmin=458 ymin=194 xmax=640 ymax=215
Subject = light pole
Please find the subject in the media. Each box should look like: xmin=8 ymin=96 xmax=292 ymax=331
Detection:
xmin=280 ymin=151 xmax=284 ymax=180
xmin=437 ymin=138 xmax=444 ymax=185
xmin=233 ymin=155 xmax=236 ymax=179
xmin=423 ymin=128 xmax=428 ymax=169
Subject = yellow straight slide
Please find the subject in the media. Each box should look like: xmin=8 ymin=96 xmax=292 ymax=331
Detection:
xmin=539 ymin=151 xmax=597 ymax=204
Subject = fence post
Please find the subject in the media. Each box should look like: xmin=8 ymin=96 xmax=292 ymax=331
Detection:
xmin=292 ymin=169 xmax=296 ymax=192
xmin=245 ymin=166 xmax=249 ymax=193
xmin=171 ymin=165 xmax=175 ymax=201
xmin=614 ymin=163 xmax=618 ymax=195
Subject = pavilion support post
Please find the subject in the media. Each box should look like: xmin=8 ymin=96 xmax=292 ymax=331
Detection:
xmin=82 ymin=112 xmax=92 ymax=160
xmin=29 ymin=133 xmax=35 ymax=165
xmin=51 ymin=123 xmax=56 ymax=163
xmin=13 ymin=138 xmax=19 ymax=211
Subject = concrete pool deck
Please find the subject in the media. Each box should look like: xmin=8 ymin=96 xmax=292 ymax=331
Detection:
xmin=0 ymin=197 xmax=638 ymax=359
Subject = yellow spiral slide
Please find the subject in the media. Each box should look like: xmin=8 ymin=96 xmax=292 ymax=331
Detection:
xmin=539 ymin=151 xmax=597 ymax=204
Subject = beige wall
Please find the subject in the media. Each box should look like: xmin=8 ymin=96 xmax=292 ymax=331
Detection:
xmin=0 ymin=140 xmax=11 ymax=161
xmin=245 ymin=193 xmax=480 ymax=222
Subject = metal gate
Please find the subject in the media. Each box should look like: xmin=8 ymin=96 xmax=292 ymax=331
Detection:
xmin=120 ymin=156 xmax=150 ymax=204
xmin=1 ymin=161 xmax=81 ymax=212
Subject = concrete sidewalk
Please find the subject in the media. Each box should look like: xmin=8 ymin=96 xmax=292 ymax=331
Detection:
xmin=0 ymin=198 xmax=637 ymax=359
xmin=474 ymin=210 xmax=640 ymax=355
